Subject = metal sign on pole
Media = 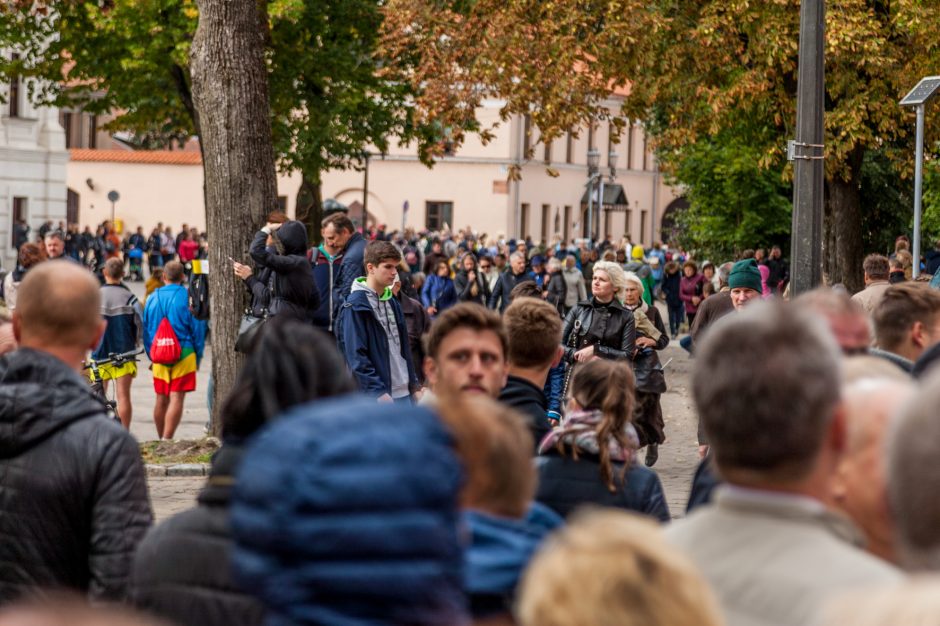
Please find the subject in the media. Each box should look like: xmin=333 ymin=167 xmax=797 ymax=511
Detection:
xmin=788 ymin=0 xmax=825 ymax=296
xmin=900 ymin=76 xmax=940 ymax=279
xmin=107 ymin=190 xmax=120 ymax=225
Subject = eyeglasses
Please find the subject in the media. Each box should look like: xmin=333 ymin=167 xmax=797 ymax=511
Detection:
xmin=480 ymin=264 xmax=491 ymax=270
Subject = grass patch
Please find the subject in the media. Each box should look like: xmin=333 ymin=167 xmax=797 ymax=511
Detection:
xmin=140 ymin=437 xmax=220 ymax=465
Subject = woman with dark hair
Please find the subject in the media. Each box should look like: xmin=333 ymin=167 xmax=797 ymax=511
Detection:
xmin=421 ymin=260 xmax=457 ymax=318
xmin=2 ymin=243 xmax=44 ymax=310
xmin=130 ymin=318 xmax=357 ymax=626
xmin=534 ymin=359 xmax=669 ymax=521
xmin=249 ymin=220 xmax=320 ymax=323
xmin=679 ymin=260 xmax=706 ymax=328
xmin=454 ymin=252 xmax=489 ymax=306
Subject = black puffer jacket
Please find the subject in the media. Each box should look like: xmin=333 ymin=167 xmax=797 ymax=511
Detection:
xmin=0 ymin=348 xmax=152 ymax=604
xmin=249 ymin=221 xmax=319 ymax=322
xmin=562 ymin=297 xmax=636 ymax=362
xmin=131 ymin=445 xmax=264 ymax=626
xmin=535 ymin=449 xmax=670 ymax=522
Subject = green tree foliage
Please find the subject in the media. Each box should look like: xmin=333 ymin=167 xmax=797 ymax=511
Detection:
xmin=664 ymin=129 xmax=792 ymax=261
xmin=381 ymin=0 xmax=940 ymax=289
xmin=0 ymin=0 xmax=440 ymax=187
xmin=0 ymin=0 xmax=198 ymax=147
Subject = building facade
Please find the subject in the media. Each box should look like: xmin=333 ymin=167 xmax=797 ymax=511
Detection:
xmin=65 ymin=98 xmax=680 ymax=247
xmin=1 ymin=51 xmax=68 ymax=265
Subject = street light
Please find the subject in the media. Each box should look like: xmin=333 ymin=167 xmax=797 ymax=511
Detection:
xmin=586 ymin=149 xmax=601 ymax=243
xmin=900 ymin=76 xmax=940 ymax=278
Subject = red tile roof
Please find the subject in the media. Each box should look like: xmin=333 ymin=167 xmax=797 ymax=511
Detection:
xmin=69 ymin=149 xmax=202 ymax=165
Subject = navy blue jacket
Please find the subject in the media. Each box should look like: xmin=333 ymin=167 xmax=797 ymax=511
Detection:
xmin=332 ymin=232 xmax=366 ymax=318
xmin=309 ymin=246 xmax=343 ymax=331
xmin=662 ymin=270 xmax=683 ymax=307
xmin=230 ymin=397 xmax=467 ymax=626
xmin=335 ymin=287 xmax=418 ymax=397
xmin=421 ymin=274 xmax=457 ymax=314
xmin=535 ymin=450 xmax=670 ymax=522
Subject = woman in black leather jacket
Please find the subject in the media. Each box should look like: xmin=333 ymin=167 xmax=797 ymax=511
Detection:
xmin=561 ymin=260 xmax=636 ymax=367
xmin=623 ymin=271 xmax=669 ymax=467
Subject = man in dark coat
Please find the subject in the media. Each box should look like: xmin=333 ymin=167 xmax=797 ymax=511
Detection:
xmin=324 ymin=213 xmax=366 ymax=320
xmin=498 ymin=298 xmax=562 ymax=451
xmin=0 ymin=261 xmax=152 ymax=604
xmin=487 ymin=252 xmax=536 ymax=312
xmin=249 ymin=220 xmax=320 ymax=322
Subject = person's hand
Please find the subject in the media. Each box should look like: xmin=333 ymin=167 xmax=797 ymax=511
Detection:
xmin=574 ymin=345 xmax=595 ymax=362
xmin=698 ymin=444 xmax=709 ymax=459
xmin=427 ymin=306 xmax=437 ymax=316
xmin=378 ymin=393 xmax=393 ymax=403
xmin=233 ymin=262 xmax=252 ymax=280
xmin=468 ymin=271 xmax=476 ymax=282
xmin=413 ymin=388 xmax=425 ymax=402
xmin=636 ymin=336 xmax=656 ymax=349
xmin=265 ymin=222 xmax=283 ymax=232
xmin=691 ymin=296 xmax=701 ymax=306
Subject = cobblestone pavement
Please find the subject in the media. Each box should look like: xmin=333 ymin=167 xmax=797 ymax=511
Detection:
xmin=145 ymin=336 xmax=700 ymax=523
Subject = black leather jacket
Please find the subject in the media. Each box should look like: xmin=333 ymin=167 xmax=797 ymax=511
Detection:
xmin=0 ymin=348 xmax=152 ymax=603
xmin=562 ymin=297 xmax=636 ymax=362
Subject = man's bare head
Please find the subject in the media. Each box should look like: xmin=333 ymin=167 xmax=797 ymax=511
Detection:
xmin=12 ymin=261 xmax=104 ymax=350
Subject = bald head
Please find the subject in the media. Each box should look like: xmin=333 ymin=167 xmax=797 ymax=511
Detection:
xmin=13 ymin=261 xmax=104 ymax=350
xmin=832 ymin=377 xmax=914 ymax=564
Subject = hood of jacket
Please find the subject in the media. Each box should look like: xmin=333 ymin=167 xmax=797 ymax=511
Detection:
xmin=0 ymin=348 xmax=108 ymax=457
xmin=274 ymin=220 xmax=309 ymax=256
xmin=463 ymin=502 xmax=563 ymax=597
xmin=351 ymin=276 xmax=393 ymax=302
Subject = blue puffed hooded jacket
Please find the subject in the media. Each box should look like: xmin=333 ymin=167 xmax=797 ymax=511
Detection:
xmin=463 ymin=502 xmax=563 ymax=618
xmin=229 ymin=396 xmax=469 ymax=626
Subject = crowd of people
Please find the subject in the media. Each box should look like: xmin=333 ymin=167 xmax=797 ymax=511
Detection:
xmin=7 ymin=212 xmax=940 ymax=626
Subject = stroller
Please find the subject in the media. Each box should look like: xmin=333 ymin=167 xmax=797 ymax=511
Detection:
xmin=127 ymin=247 xmax=144 ymax=281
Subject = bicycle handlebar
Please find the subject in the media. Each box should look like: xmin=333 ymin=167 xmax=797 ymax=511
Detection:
xmin=83 ymin=346 xmax=145 ymax=370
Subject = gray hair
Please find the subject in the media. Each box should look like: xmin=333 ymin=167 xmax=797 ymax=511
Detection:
xmin=509 ymin=251 xmax=526 ymax=263
xmin=693 ymin=300 xmax=843 ymax=481
xmin=888 ymin=369 xmax=940 ymax=570
xmin=623 ymin=271 xmax=645 ymax=296
xmin=717 ymin=262 xmax=733 ymax=288
xmin=547 ymin=257 xmax=563 ymax=272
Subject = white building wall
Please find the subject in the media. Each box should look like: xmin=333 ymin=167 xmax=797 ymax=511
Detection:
xmin=0 ymin=64 xmax=68 ymax=264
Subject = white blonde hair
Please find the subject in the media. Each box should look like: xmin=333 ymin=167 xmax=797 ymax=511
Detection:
xmin=591 ymin=261 xmax=626 ymax=301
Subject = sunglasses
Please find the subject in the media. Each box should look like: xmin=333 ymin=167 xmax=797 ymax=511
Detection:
xmin=480 ymin=264 xmax=491 ymax=270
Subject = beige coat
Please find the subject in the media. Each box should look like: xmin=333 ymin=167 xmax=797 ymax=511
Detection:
xmin=851 ymin=280 xmax=891 ymax=316
xmin=666 ymin=487 xmax=902 ymax=626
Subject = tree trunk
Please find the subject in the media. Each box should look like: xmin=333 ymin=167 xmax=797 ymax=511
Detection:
xmin=296 ymin=173 xmax=323 ymax=244
xmin=190 ymin=0 xmax=278 ymax=433
xmin=823 ymin=148 xmax=865 ymax=293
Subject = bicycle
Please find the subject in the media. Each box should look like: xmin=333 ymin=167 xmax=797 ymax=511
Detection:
xmin=83 ymin=346 xmax=144 ymax=425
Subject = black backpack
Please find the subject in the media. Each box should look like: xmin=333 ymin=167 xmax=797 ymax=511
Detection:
xmin=189 ymin=273 xmax=210 ymax=320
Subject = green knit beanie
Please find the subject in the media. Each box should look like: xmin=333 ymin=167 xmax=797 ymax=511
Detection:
xmin=728 ymin=259 xmax=762 ymax=293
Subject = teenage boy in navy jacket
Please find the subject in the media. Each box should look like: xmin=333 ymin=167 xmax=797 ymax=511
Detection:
xmin=336 ymin=241 xmax=419 ymax=403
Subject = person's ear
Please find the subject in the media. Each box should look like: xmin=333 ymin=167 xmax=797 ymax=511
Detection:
xmin=89 ymin=319 xmax=107 ymax=352
xmin=551 ymin=345 xmax=564 ymax=368
xmin=12 ymin=311 xmax=22 ymax=343
xmin=424 ymin=356 xmax=437 ymax=388
xmin=911 ymin=321 xmax=926 ymax=349
xmin=828 ymin=402 xmax=848 ymax=455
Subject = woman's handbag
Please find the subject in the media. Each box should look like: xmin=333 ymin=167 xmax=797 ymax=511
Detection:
xmin=235 ymin=310 xmax=267 ymax=353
